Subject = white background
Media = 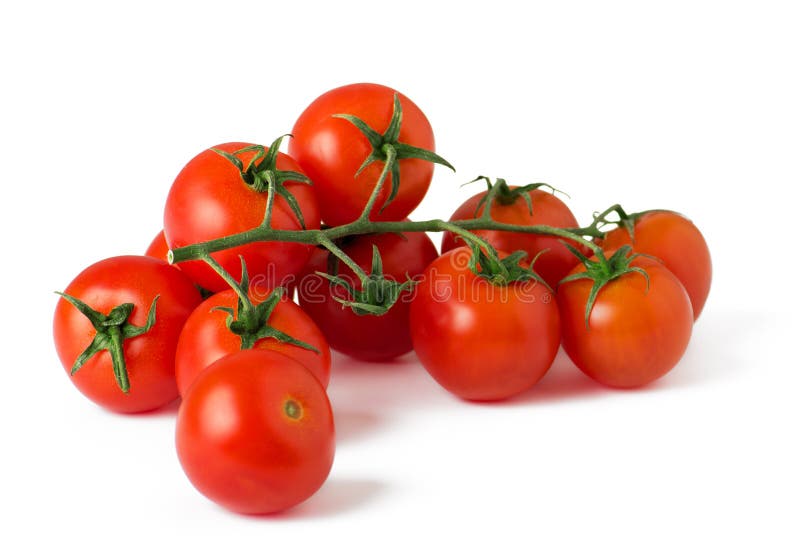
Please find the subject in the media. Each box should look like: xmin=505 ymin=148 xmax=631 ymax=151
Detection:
xmin=2 ymin=1 xmax=798 ymax=546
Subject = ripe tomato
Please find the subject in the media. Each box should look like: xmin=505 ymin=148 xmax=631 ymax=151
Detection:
xmin=163 ymin=142 xmax=320 ymax=293
xmin=145 ymin=230 xmax=170 ymax=262
xmin=53 ymin=256 xmax=202 ymax=413
xmin=297 ymin=229 xmax=438 ymax=361
xmin=441 ymin=185 xmax=582 ymax=288
xmin=557 ymin=257 xmax=693 ymax=388
xmin=289 ymin=83 xmax=437 ymax=226
xmin=410 ymin=247 xmax=561 ymax=401
xmin=175 ymin=349 xmax=335 ymax=514
xmin=601 ymin=211 xmax=711 ymax=319
xmin=175 ymin=288 xmax=331 ymax=396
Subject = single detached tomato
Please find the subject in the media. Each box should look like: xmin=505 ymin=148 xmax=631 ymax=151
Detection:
xmin=410 ymin=247 xmax=561 ymax=401
xmin=175 ymin=288 xmax=331 ymax=396
xmin=176 ymin=349 xmax=335 ymax=514
xmin=441 ymin=181 xmax=583 ymax=288
xmin=289 ymin=83 xmax=439 ymax=226
xmin=601 ymin=211 xmax=711 ymax=319
xmin=557 ymin=257 xmax=693 ymax=388
xmin=297 ymin=229 xmax=438 ymax=361
xmin=164 ymin=141 xmax=320 ymax=293
xmin=53 ymin=256 xmax=202 ymax=413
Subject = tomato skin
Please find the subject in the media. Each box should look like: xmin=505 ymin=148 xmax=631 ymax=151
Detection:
xmin=557 ymin=258 xmax=693 ymax=388
xmin=175 ymin=349 xmax=335 ymax=514
xmin=297 ymin=229 xmax=438 ymax=361
xmin=53 ymin=256 xmax=202 ymax=413
xmin=163 ymin=142 xmax=320 ymax=293
xmin=289 ymin=83 xmax=436 ymax=226
xmin=410 ymin=248 xmax=561 ymax=401
xmin=174 ymin=288 xmax=331 ymax=396
xmin=601 ymin=211 xmax=711 ymax=320
xmin=145 ymin=230 xmax=170 ymax=262
xmin=441 ymin=188 xmax=583 ymax=288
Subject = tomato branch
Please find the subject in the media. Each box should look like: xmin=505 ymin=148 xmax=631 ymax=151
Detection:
xmin=169 ymin=217 xmax=605 ymax=265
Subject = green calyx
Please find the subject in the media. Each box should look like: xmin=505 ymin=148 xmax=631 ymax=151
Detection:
xmin=468 ymin=176 xmax=563 ymax=218
xmin=318 ymin=244 xmax=416 ymax=316
xmin=56 ymin=292 xmax=159 ymax=393
xmin=333 ymin=93 xmax=455 ymax=213
xmin=559 ymin=244 xmax=650 ymax=327
xmin=572 ymin=203 xmax=637 ymax=240
xmin=212 ymin=135 xmax=312 ymax=228
xmin=465 ymin=239 xmax=551 ymax=289
xmin=208 ymin=258 xmax=319 ymax=354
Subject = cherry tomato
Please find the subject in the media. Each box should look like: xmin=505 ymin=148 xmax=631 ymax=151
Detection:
xmin=297 ymin=228 xmax=438 ymax=361
xmin=175 ymin=288 xmax=331 ymax=396
xmin=410 ymin=248 xmax=561 ymax=401
xmin=557 ymin=257 xmax=693 ymax=388
xmin=145 ymin=230 xmax=171 ymax=262
xmin=53 ymin=256 xmax=202 ymax=413
xmin=289 ymin=83 xmax=437 ymax=226
xmin=163 ymin=142 xmax=320 ymax=293
xmin=175 ymin=349 xmax=335 ymax=514
xmin=441 ymin=186 xmax=583 ymax=289
xmin=601 ymin=211 xmax=711 ymax=319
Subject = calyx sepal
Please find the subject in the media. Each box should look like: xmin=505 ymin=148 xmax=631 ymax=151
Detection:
xmin=559 ymin=244 xmax=650 ymax=327
xmin=333 ymin=93 xmax=455 ymax=213
xmin=212 ymin=135 xmax=312 ymax=228
xmin=209 ymin=259 xmax=319 ymax=354
xmin=317 ymin=245 xmax=416 ymax=316
xmin=55 ymin=292 xmax=159 ymax=393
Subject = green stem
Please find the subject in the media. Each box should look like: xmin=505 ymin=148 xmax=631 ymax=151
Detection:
xmin=318 ymin=235 xmax=370 ymax=285
xmin=170 ymin=217 xmax=604 ymax=265
xmin=262 ymin=173 xmax=276 ymax=228
xmin=358 ymin=145 xmax=397 ymax=222
xmin=107 ymin=326 xmax=130 ymax=394
xmin=202 ymin=254 xmax=255 ymax=315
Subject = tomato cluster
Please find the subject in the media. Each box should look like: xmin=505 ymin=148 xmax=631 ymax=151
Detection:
xmin=53 ymin=83 xmax=711 ymax=515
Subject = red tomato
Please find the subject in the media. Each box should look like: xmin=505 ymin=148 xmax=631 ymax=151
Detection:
xmin=557 ymin=257 xmax=693 ymax=388
xmin=175 ymin=349 xmax=335 ymax=514
xmin=175 ymin=288 xmax=331 ymax=396
xmin=297 ymin=229 xmax=438 ymax=361
xmin=53 ymin=256 xmax=202 ymax=413
xmin=289 ymin=83 xmax=437 ymax=226
xmin=163 ymin=142 xmax=320 ymax=293
xmin=410 ymin=248 xmax=561 ymax=401
xmin=441 ymin=186 xmax=582 ymax=288
xmin=145 ymin=230 xmax=170 ymax=262
xmin=601 ymin=211 xmax=711 ymax=319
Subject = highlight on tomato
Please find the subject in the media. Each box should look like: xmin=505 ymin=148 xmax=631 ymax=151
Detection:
xmin=298 ymin=229 xmax=438 ymax=361
xmin=410 ymin=245 xmax=561 ymax=401
xmin=557 ymin=247 xmax=693 ymax=388
xmin=163 ymin=136 xmax=320 ymax=293
xmin=600 ymin=210 xmax=711 ymax=320
xmin=289 ymin=82 xmax=453 ymax=226
xmin=53 ymin=255 xmax=202 ymax=413
xmin=175 ymin=349 xmax=335 ymax=515
xmin=441 ymin=177 xmax=583 ymax=288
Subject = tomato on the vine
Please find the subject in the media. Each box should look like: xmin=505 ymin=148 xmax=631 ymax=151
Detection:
xmin=289 ymin=83 xmax=442 ymax=226
xmin=164 ymin=141 xmax=320 ymax=293
xmin=410 ymin=247 xmax=561 ymax=401
xmin=441 ymin=180 xmax=583 ymax=288
xmin=176 ymin=349 xmax=335 ymax=514
xmin=145 ymin=230 xmax=171 ymax=263
xmin=175 ymin=288 xmax=331 ymax=396
xmin=557 ymin=256 xmax=693 ymax=388
xmin=600 ymin=211 xmax=711 ymax=319
xmin=297 ymin=228 xmax=438 ymax=361
xmin=53 ymin=256 xmax=202 ymax=413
